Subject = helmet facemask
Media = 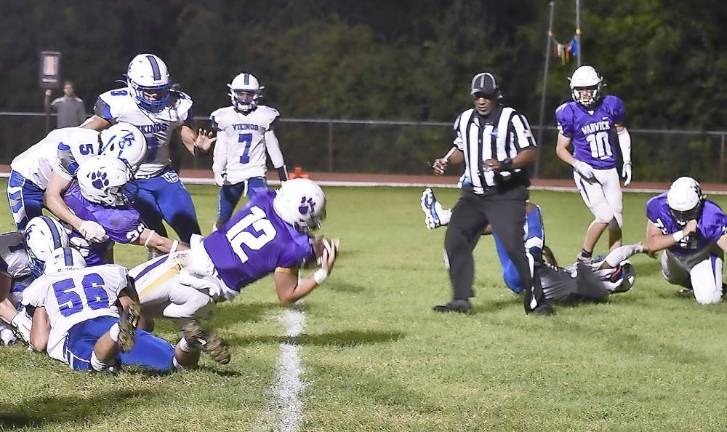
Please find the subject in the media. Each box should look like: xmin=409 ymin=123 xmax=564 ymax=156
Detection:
xmin=571 ymin=84 xmax=602 ymax=110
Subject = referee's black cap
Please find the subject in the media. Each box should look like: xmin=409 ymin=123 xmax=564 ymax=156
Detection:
xmin=470 ymin=72 xmax=501 ymax=98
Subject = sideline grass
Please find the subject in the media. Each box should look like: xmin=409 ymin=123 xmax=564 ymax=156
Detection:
xmin=2 ymin=183 xmax=727 ymax=431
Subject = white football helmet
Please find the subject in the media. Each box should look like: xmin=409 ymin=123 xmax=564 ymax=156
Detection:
xmin=228 ymin=73 xmax=262 ymax=112
xmin=569 ymin=65 xmax=603 ymax=109
xmin=127 ymin=54 xmax=172 ymax=113
xmin=273 ymin=179 xmax=327 ymax=232
xmin=667 ymin=177 xmax=705 ymax=226
xmin=44 ymin=247 xmax=87 ymax=274
xmin=99 ymin=122 xmax=148 ymax=172
xmin=24 ymin=216 xmax=70 ymax=277
xmin=77 ymin=155 xmax=133 ymax=207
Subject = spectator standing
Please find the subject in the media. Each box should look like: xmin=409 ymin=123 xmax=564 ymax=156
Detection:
xmin=45 ymin=81 xmax=86 ymax=128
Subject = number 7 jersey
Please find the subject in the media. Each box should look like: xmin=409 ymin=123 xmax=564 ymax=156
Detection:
xmin=210 ymin=105 xmax=279 ymax=184
xmin=22 ymin=264 xmax=128 ymax=362
xmin=202 ymin=189 xmax=313 ymax=291
xmin=555 ymin=95 xmax=626 ymax=169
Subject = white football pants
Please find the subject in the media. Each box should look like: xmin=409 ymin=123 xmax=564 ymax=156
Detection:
xmin=661 ymin=249 xmax=723 ymax=304
xmin=574 ymin=167 xmax=623 ymax=227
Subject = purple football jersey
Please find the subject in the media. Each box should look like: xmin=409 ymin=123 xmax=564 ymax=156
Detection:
xmin=203 ymin=190 xmax=314 ymax=291
xmin=64 ymin=183 xmax=145 ymax=265
xmin=555 ymin=95 xmax=625 ymax=169
xmin=646 ymin=193 xmax=727 ymax=255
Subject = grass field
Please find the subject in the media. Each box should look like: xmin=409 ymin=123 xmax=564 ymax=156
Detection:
xmin=2 ymin=183 xmax=727 ymax=431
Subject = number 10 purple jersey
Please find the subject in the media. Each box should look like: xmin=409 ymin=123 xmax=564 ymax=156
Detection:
xmin=203 ymin=190 xmax=314 ymax=291
xmin=555 ymin=95 xmax=626 ymax=169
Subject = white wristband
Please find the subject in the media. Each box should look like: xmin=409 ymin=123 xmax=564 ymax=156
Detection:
xmin=313 ymin=268 xmax=328 ymax=285
xmin=143 ymin=230 xmax=156 ymax=247
xmin=170 ymin=240 xmax=179 ymax=254
xmin=672 ymin=231 xmax=685 ymax=242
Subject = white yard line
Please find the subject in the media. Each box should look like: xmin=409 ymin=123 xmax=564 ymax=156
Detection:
xmin=273 ymin=306 xmax=306 ymax=432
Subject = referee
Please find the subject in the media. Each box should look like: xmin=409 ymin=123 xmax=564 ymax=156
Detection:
xmin=431 ymin=72 xmax=553 ymax=315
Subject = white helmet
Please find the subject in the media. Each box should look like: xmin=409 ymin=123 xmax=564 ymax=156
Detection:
xmin=77 ymin=155 xmax=133 ymax=207
xmin=228 ymin=73 xmax=262 ymax=112
xmin=127 ymin=54 xmax=172 ymax=113
xmin=99 ymin=122 xmax=148 ymax=172
xmin=273 ymin=179 xmax=327 ymax=232
xmin=569 ymin=65 xmax=603 ymax=109
xmin=24 ymin=216 xmax=70 ymax=277
xmin=44 ymin=247 xmax=87 ymax=274
xmin=667 ymin=177 xmax=705 ymax=226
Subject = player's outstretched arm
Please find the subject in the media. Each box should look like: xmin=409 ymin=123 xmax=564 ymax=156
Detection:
xmin=274 ymin=238 xmax=338 ymax=305
xmin=80 ymin=115 xmax=111 ymax=130
xmin=29 ymin=307 xmax=49 ymax=353
xmin=134 ymin=229 xmax=189 ymax=254
xmin=181 ymin=125 xmax=216 ymax=156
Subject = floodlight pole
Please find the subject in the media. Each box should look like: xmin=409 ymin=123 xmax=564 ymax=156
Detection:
xmin=535 ymin=1 xmax=555 ymax=178
xmin=575 ymin=0 xmax=582 ymax=66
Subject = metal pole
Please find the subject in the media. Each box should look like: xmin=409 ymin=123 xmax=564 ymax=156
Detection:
xmin=535 ymin=1 xmax=555 ymax=178
xmin=721 ymin=134 xmax=725 ymax=183
xmin=327 ymin=121 xmax=334 ymax=171
xmin=575 ymin=0 xmax=582 ymax=66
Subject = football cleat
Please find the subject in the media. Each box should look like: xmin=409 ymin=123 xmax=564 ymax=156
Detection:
xmin=421 ymin=188 xmax=444 ymax=229
xmin=182 ymin=320 xmax=230 ymax=365
xmin=432 ymin=299 xmax=472 ymax=314
xmin=576 ymin=251 xmax=593 ymax=264
xmin=118 ymin=302 xmax=140 ymax=353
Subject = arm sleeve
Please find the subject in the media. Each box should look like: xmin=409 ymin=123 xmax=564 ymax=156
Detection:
xmin=94 ymin=97 xmax=115 ymax=123
xmin=54 ymin=144 xmax=79 ymax=180
xmin=452 ymin=114 xmax=464 ymax=150
xmin=211 ymin=127 xmax=228 ymax=177
xmin=511 ymin=113 xmax=537 ymax=151
xmin=610 ymin=96 xmax=626 ymax=124
xmin=265 ymin=130 xmax=286 ymax=168
xmin=555 ymin=104 xmax=574 ymax=138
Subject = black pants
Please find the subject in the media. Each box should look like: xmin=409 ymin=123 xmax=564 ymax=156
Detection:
xmin=444 ymin=186 xmax=547 ymax=313
xmin=537 ymin=262 xmax=610 ymax=303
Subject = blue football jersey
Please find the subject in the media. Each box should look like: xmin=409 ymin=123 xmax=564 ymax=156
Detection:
xmin=203 ymin=190 xmax=314 ymax=291
xmin=646 ymin=193 xmax=727 ymax=255
xmin=555 ymin=95 xmax=625 ymax=169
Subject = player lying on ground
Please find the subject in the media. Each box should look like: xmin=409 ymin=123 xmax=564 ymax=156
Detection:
xmin=8 ymin=123 xmax=146 ymax=237
xmin=646 ymin=177 xmax=727 ymax=304
xmin=211 ymin=72 xmax=288 ymax=229
xmin=0 ymin=216 xmax=70 ymax=345
xmin=64 ymin=155 xmax=186 ymax=266
xmin=20 ymin=247 xmax=223 ymax=371
xmin=422 ymin=188 xmax=643 ymax=303
xmin=130 ymin=178 xmax=338 ymax=329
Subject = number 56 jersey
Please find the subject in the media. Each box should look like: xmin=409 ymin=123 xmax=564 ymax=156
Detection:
xmin=22 ymin=264 xmax=128 ymax=362
xmin=203 ymin=189 xmax=313 ymax=291
xmin=210 ymin=105 xmax=279 ymax=184
xmin=555 ymin=95 xmax=625 ymax=170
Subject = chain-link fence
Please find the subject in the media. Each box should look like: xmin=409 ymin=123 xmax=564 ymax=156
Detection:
xmin=3 ymin=112 xmax=727 ymax=183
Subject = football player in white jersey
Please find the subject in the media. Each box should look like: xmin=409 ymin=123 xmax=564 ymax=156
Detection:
xmin=8 ymin=127 xmax=100 ymax=231
xmin=81 ymin=54 xmax=215 ymax=245
xmin=0 ymin=215 xmax=69 ymax=344
xmin=21 ymin=247 xmax=226 ymax=371
xmin=40 ymin=123 xmax=147 ymax=244
xmin=211 ymin=72 xmax=288 ymax=229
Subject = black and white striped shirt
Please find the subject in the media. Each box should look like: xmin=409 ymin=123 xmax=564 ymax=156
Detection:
xmin=453 ymin=106 xmax=536 ymax=194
